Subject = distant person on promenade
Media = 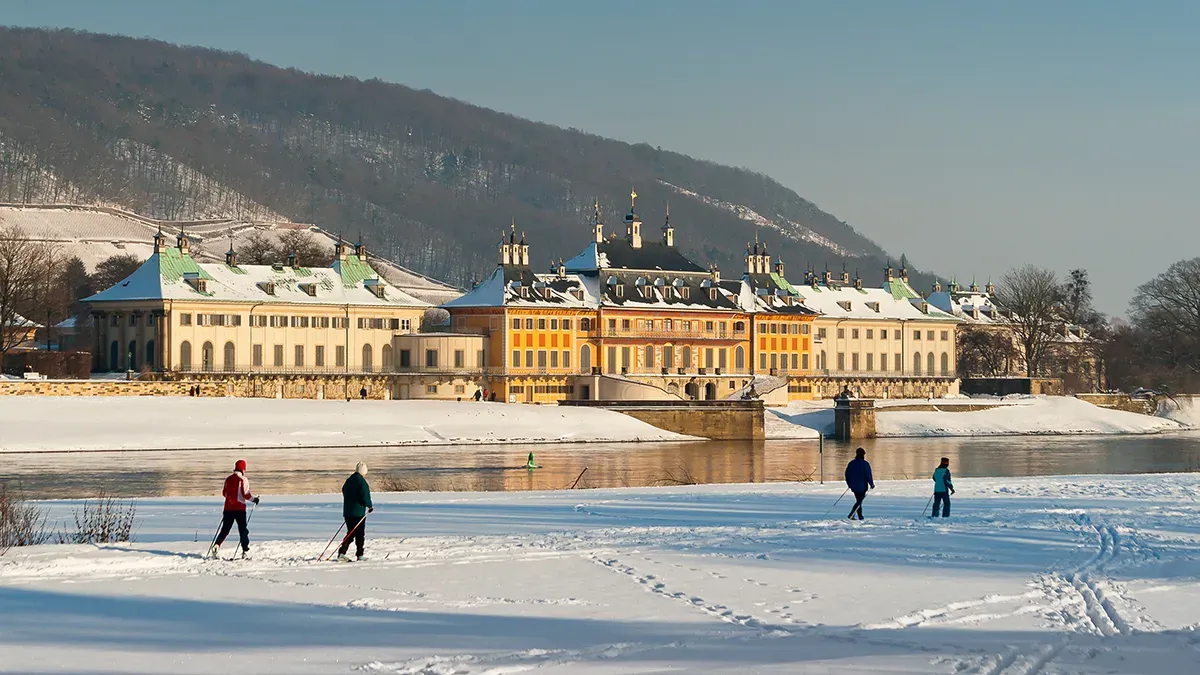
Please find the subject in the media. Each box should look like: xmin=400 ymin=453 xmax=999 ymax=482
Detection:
xmin=844 ymin=448 xmax=874 ymax=520
xmin=932 ymin=457 xmax=955 ymax=518
xmin=473 ymin=388 xmax=482 ymax=401
xmin=359 ymin=386 xmax=368 ymax=400
xmin=210 ymin=459 xmax=259 ymax=559
xmin=337 ymin=462 xmax=374 ymax=562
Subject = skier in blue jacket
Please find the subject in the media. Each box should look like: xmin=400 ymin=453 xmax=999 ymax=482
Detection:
xmin=844 ymin=448 xmax=875 ymax=520
xmin=932 ymin=457 xmax=955 ymax=518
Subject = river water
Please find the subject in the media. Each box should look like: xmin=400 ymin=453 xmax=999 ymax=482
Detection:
xmin=4 ymin=433 xmax=1200 ymax=499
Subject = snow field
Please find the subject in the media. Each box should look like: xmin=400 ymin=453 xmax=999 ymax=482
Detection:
xmin=767 ymin=395 xmax=1191 ymax=439
xmin=0 ymin=397 xmax=691 ymax=452
xmin=3 ymin=475 xmax=1200 ymax=673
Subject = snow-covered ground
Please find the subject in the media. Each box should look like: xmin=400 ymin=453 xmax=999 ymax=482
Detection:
xmin=3 ymin=475 xmax=1199 ymax=673
xmin=0 ymin=398 xmax=689 ymax=453
xmin=767 ymin=395 xmax=1192 ymax=439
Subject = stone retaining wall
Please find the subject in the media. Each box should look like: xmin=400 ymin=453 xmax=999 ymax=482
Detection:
xmin=561 ymin=400 xmax=764 ymax=440
xmin=1075 ymin=393 xmax=1156 ymax=415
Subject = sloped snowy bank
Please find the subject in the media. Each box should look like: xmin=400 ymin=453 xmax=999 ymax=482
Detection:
xmin=767 ymin=395 xmax=1190 ymax=439
xmin=3 ymin=474 xmax=1200 ymax=673
xmin=0 ymin=397 xmax=691 ymax=452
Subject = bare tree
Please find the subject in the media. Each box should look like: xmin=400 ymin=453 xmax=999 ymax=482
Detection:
xmin=993 ymin=265 xmax=1061 ymax=376
xmin=91 ymin=253 xmax=143 ymax=293
xmin=957 ymin=327 xmax=1020 ymax=377
xmin=241 ymin=231 xmax=277 ymax=265
xmin=277 ymin=229 xmax=331 ymax=267
xmin=0 ymin=221 xmax=57 ymax=368
xmin=1129 ymin=257 xmax=1200 ymax=388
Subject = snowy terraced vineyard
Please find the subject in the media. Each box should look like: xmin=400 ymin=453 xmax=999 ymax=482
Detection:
xmin=2 ymin=475 xmax=1199 ymax=673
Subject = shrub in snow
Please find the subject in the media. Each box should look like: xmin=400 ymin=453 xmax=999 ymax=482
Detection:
xmin=59 ymin=492 xmax=138 ymax=544
xmin=0 ymin=485 xmax=51 ymax=554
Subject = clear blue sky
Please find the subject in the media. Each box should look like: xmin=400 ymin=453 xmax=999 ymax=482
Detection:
xmin=8 ymin=0 xmax=1200 ymax=314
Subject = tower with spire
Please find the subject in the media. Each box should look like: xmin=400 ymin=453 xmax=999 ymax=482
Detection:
xmin=591 ymin=200 xmax=604 ymax=243
xmin=624 ymin=188 xmax=642 ymax=249
xmin=661 ymin=200 xmax=674 ymax=247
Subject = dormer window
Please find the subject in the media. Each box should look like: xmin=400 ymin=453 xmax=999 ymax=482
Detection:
xmin=837 ymin=300 xmax=852 ymax=311
xmin=519 ymin=286 xmax=529 ymax=299
xmin=615 ymin=285 xmax=624 ymax=298
xmin=363 ymin=278 xmax=385 ymax=299
xmin=571 ymin=288 xmax=584 ymax=301
xmin=183 ymin=273 xmax=207 ymax=294
xmin=259 ymin=281 xmax=276 ymax=296
xmin=300 ymin=283 xmax=317 ymax=297
xmin=866 ymin=301 xmax=880 ymax=313
xmin=679 ymin=287 xmax=689 ymax=300
xmin=542 ymin=287 xmax=553 ymax=300
xmin=708 ymin=287 xmax=718 ymax=301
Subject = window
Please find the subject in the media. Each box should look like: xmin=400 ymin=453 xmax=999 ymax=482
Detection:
xmin=201 ymin=342 xmax=214 ymax=371
xmin=852 ymin=353 xmax=859 ymax=370
xmin=294 ymin=345 xmax=305 ymax=367
xmin=315 ymin=346 xmax=325 ymax=367
xmin=895 ymin=352 xmax=902 ymax=372
xmin=579 ymin=345 xmax=590 ymax=372
xmin=180 ymin=341 xmax=192 ymax=370
xmin=425 ymin=349 xmax=438 ymax=368
xmin=928 ymin=352 xmax=936 ymax=374
xmin=771 ymin=353 xmax=778 ymax=371
xmin=734 ymin=345 xmax=744 ymax=370
xmin=606 ymin=346 xmax=617 ymax=374
xmin=197 ymin=314 xmax=213 ymax=327
xmin=759 ymin=323 xmax=767 ymax=333
xmin=336 ymin=346 xmax=346 ymax=367
xmin=362 ymin=344 xmax=374 ymax=372
xmin=866 ymin=329 xmax=873 ymax=339
xmin=273 ymin=345 xmax=284 ymax=367
xmin=454 ymin=349 xmax=464 ymax=368
xmin=615 ymin=285 xmax=624 ymax=298
xmin=705 ymin=348 xmax=714 ymax=369
xmin=760 ymin=353 xmax=768 ymax=370
xmin=563 ymin=350 xmax=571 ymax=369
xmin=621 ymin=347 xmax=630 ymax=371
xmin=333 ymin=317 xmax=348 ymax=329
xmin=180 ymin=313 xmax=193 ymax=326
xmin=941 ymin=352 xmax=950 ymax=375
xmin=682 ymin=321 xmax=692 ymax=332
xmin=837 ymin=353 xmax=845 ymax=370
xmin=645 ymin=345 xmax=655 ymax=369
xmin=400 ymin=349 xmax=411 ymax=368
xmin=252 ymin=344 xmax=263 ymax=367
xmin=817 ymin=328 xmax=827 ymax=339
xmin=608 ymin=318 xmax=617 ymax=332
xmin=894 ymin=330 xmax=901 ymax=340
xmin=512 ymin=318 xmax=521 ymax=330
xmin=705 ymin=321 xmax=714 ymax=332
xmin=801 ymin=353 xmax=809 ymax=369
xmin=681 ymin=346 xmax=691 ymax=368
xmin=852 ymin=329 xmax=859 ymax=339
xmin=664 ymin=345 xmax=675 ymax=367
xmin=477 ymin=350 xmax=485 ymax=368
xmin=880 ymin=329 xmax=887 ymax=340
xmin=927 ymin=330 xmax=935 ymax=341
xmin=550 ymin=351 xmax=559 ymax=368
xmin=866 ymin=353 xmax=874 ymax=371
xmin=250 ymin=315 xmax=268 ymax=328
xmin=665 ymin=319 xmax=673 ymax=331
xmin=563 ymin=319 xmax=572 ymax=330
xmin=791 ymin=353 xmax=798 ymax=370
xmin=426 ymin=385 xmax=438 ymax=394
xmin=838 ymin=328 xmax=845 ymax=339
xmin=401 ymin=319 xmax=412 ymax=332
xmin=913 ymin=352 xmax=922 ymax=374
xmin=525 ymin=350 xmax=534 ymax=368
xmin=579 ymin=318 xmax=589 ymax=331
xmin=512 ymin=350 xmax=520 ymax=367
xmin=941 ymin=330 xmax=949 ymax=341
xmin=525 ymin=318 xmax=534 ymax=330
xmin=538 ymin=350 xmax=548 ymax=368
xmin=550 ymin=319 xmax=558 ymax=330
xmin=880 ymin=353 xmax=887 ymax=371
xmin=454 ymin=385 xmax=466 ymax=395
xmin=914 ymin=330 xmax=922 ymax=340
xmin=538 ymin=318 xmax=546 ymax=330
xmin=771 ymin=323 xmax=778 ymax=334
xmin=622 ymin=319 xmax=631 ymax=331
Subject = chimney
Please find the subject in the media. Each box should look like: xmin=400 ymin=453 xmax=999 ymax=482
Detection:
xmin=287 ymin=251 xmax=297 ymax=268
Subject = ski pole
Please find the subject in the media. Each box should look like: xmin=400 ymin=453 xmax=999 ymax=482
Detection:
xmin=326 ymin=515 xmax=368 ymax=561
xmin=822 ymin=488 xmax=850 ymax=518
xmin=206 ymin=521 xmax=223 ymax=559
xmin=920 ymin=494 xmax=934 ymax=519
xmin=318 ymin=521 xmax=347 ymax=562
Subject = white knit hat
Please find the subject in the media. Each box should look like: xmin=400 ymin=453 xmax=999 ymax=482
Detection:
xmin=356 ymin=462 xmax=368 ymax=476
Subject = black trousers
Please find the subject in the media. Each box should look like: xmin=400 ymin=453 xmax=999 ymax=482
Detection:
xmin=848 ymin=490 xmax=867 ymax=519
xmin=932 ymin=491 xmax=951 ymax=518
xmin=338 ymin=516 xmax=366 ymax=557
xmin=216 ymin=509 xmax=249 ymax=551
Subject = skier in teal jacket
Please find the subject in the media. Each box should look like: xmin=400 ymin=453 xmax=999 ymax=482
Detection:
xmin=931 ymin=457 xmax=955 ymax=518
xmin=337 ymin=462 xmax=374 ymax=561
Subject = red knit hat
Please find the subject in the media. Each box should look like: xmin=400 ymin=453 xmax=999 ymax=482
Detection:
xmin=235 ymin=459 xmax=247 ymax=472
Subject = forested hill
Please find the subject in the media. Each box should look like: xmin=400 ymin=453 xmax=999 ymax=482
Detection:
xmin=0 ymin=27 xmax=930 ymax=290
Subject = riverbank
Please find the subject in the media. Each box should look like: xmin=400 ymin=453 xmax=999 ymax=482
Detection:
xmin=767 ymin=395 xmax=1193 ymax=439
xmin=0 ymin=397 xmax=692 ymax=452
xmin=3 ymin=474 xmax=1199 ymax=673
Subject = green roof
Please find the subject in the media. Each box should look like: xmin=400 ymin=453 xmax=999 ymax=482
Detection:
xmin=158 ymin=247 xmax=213 ymax=283
xmin=335 ymin=254 xmax=377 ymax=287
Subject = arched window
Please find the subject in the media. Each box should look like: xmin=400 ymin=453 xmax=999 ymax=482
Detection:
xmin=734 ymin=321 xmax=746 ymax=333
xmin=667 ymin=382 xmax=680 ymax=395
xmin=224 ymin=342 xmax=236 ymax=372
xmin=127 ymin=340 xmax=137 ymax=371
xmin=382 ymin=344 xmax=394 ymax=371
xmin=734 ymin=345 xmax=745 ymax=371
xmin=704 ymin=382 xmax=717 ymax=400
xmin=579 ymin=344 xmax=591 ymax=373
xmin=913 ymin=352 xmax=922 ymax=375
xmin=928 ymin=352 xmax=936 ymax=376
xmin=201 ymin=342 xmax=214 ymax=372
xmin=681 ymin=346 xmax=692 ymax=370
xmin=362 ymin=344 xmax=374 ymax=372
xmin=110 ymin=341 xmax=120 ymax=371
xmin=580 ymin=317 xmax=592 ymax=332
xmin=664 ymin=344 xmax=675 ymax=369
xmin=179 ymin=341 xmax=192 ymax=371
xmin=819 ymin=351 xmax=827 ymax=371
xmin=644 ymin=345 xmax=655 ymax=370
xmin=145 ymin=340 xmax=155 ymax=369
xmin=941 ymin=352 xmax=949 ymax=376
xmin=684 ymin=381 xmax=699 ymax=399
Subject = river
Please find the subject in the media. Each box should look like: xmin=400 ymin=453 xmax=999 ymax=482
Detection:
xmin=3 ymin=433 xmax=1200 ymax=499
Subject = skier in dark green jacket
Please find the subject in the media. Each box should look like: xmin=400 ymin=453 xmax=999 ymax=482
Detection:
xmin=337 ymin=462 xmax=374 ymax=562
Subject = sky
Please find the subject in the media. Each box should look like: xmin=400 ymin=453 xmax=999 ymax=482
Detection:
xmin=7 ymin=0 xmax=1200 ymax=315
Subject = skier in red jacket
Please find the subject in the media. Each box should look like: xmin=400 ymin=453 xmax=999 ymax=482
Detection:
xmin=209 ymin=459 xmax=259 ymax=559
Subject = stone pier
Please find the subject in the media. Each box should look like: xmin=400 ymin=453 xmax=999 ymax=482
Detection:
xmin=834 ymin=392 xmax=876 ymax=440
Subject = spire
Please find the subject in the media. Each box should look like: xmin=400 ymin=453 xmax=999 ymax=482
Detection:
xmin=225 ymin=232 xmax=236 ymax=266
xmin=662 ymin=200 xmax=674 ymax=247
xmin=630 ymin=187 xmax=637 ymax=211
xmin=592 ymin=199 xmax=604 ymax=243
xmin=176 ymin=225 xmax=190 ymax=255
xmin=625 ymin=189 xmax=642 ymax=248
xmin=153 ymin=224 xmax=165 ymax=253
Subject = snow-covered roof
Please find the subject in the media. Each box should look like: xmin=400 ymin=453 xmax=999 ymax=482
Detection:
xmin=0 ymin=204 xmax=462 ymax=305
xmin=927 ymin=290 xmax=1013 ymax=324
xmin=3 ymin=313 xmax=41 ymax=328
xmin=85 ymin=245 xmax=429 ymax=308
xmin=443 ymin=265 xmax=595 ymax=309
xmin=793 ymin=278 xmax=958 ymax=322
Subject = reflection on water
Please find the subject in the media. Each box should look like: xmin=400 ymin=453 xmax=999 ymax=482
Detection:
xmin=3 ymin=433 xmax=1199 ymax=499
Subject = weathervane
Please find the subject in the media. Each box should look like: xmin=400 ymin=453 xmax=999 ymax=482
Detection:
xmin=630 ymin=187 xmax=637 ymax=210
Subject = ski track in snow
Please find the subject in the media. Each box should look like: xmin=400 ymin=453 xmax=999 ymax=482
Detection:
xmin=4 ymin=476 xmax=1200 ymax=673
